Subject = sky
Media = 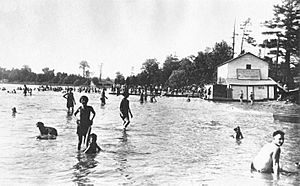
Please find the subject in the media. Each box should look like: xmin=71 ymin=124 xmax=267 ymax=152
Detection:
xmin=0 ymin=0 xmax=281 ymax=79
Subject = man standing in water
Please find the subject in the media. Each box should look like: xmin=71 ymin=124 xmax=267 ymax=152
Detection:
xmin=120 ymin=92 xmax=133 ymax=129
xmin=100 ymin=88 xmax=108 ymax=106
xmin=63 ymin=88 xmax=76 ymax=113
xmin=74 ymin=96 xmax=96 ymax=151
xmin=251 ymin=130 xmax=285 ymax=180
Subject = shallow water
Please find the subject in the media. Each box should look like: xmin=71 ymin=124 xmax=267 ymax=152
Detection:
xmin=0 ymin=84 xmax=299 ymax=186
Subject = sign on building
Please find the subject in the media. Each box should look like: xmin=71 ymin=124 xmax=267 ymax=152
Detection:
xmin=237 ymin=69 xmax=261 ymax=80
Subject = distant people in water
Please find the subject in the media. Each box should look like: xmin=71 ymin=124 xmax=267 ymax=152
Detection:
xmin=150 ymin=94 xmax=157 ymax=103
xmin=250 ymin=92 xmax=254 ymax=105
xmin=233 ymin=126 xmax=243 ymax=140
xmin=100 ymin=88 xmax=108 ymax=106
xmin=74 ymin=96 xmax=96 ymax=151
xmin=251 ymin=130 xmax=285 ymax=180
xmin=12 ymin=107 xmax=17 ymax=114
xmin=239 ymin=90 xmax=243 ymax=103
xmin=36 ymin=122 xmax=58 ymax=140
xmin=63 ymin=88 xmax=76 ymax=113
xmin=139 ymin=91 xmax=144 ymax=103
xmin=120 ymin=92 xmax=133 ymax=129
xmin=23 ymin=85 xmax=28 ymax=96
xmin=84 ymin=133 xmax=102 ymax=154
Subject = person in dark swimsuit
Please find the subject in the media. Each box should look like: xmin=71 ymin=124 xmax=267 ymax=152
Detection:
xmin=63 ymin=88 xmax=76 ymax=113
xmin=120 ymin=92 xmax=133 ymax=129
xmin=74 ymin=96 xmax=96 ymax=151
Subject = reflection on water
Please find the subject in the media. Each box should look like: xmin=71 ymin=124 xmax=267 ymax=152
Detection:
xmin=73 ymin=153 xmax=99 ymax=185
xmin=0 ymin=84 xmax=299 ymax=185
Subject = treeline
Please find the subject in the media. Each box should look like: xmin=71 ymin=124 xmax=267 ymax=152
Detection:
xmin=116 ymin=41 xmax=233 ymax=88
xmin=0 ymin=66 xmax=110 ymax=86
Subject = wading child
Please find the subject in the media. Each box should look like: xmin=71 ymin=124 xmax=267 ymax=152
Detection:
xmin=239 ymin=90 xmax=243 ymax=103
xmin=74 ymin=96 xmax=96 ymax=151
xmin=100 ymin=88 xmax=108 ymax=106
xmin=84 ymin=133 xmax=102 ymax=154
xmin=250 ymin=92 xmax=254 ymax=105
xmin=63 ymin=88 xmax=76 ymax=113
xmin=120 ymin=92 xmax=133 ymax=129
xmin=251 ymin=130 xmax=285 ymax=179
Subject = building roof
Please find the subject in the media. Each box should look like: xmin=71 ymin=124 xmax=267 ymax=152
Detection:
xmin=217 ymin=52 xmax=267 ymax=68
xmin=225 ymin=78 xmax=277 ymax=86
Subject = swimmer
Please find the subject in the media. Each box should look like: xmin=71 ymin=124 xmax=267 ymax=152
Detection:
xmin=251 ymin=130 xmax=285 ymax=180
xmin=120 ymin=92 xmax=133 ymax=129
xmin=12 ymin=107 xmax=17 ymax=114
xmin=233 ymin=126 xmax=243 ymax=140
xmin=295 ymin=162 xmax=300 ymax=169
xmin=187 ymin=95 xmax=191 ymax=102
xmin=36 ymin=122 xmax=58 ymax=139
xmin=84 ymin=133 xmax=102 ymax=154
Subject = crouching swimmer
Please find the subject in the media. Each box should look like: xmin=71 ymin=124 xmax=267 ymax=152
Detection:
xmin=36 ymin=122 xmax=58 ymax=140
xmin=84 ymin=133 xmax=102 ymax=154
xmin=251 ymin=130 xmax=285 ymax=180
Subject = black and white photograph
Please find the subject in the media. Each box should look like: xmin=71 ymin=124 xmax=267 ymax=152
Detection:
xmin=0 ymin=0 xmax=299 ymax=185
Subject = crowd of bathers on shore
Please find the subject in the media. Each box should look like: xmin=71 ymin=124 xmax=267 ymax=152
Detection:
xmin=2 ymin=83 xmax=299 ymax=180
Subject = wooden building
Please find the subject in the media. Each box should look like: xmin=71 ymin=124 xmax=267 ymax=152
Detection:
xmin=205 ymin=52 xmax=277 ymax=101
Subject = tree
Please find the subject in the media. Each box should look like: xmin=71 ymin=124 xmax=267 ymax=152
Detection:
xmin=240 ymin=18 xmax=256 ymax=53
xmin=141 ymin=58 xmax=161 ymax=85
xmin=167 ymin=70 xmax=187 ymax=88
xmin=115 ymin=71 xmax=125 ymax=85
xmin=262 ymin=0 xmax=300 ymax=87
xmin=79 ymin=61 xmax=90 ymax=78
xmin=162 ymin=54 xmax=180 ymax=84
xmin=91 ymin=77 xmax=100 ymax=86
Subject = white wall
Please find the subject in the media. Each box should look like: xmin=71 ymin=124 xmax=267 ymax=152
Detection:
xmin=217 ymin=63 xmax=228 ymax=84
xmin=226 ymin=54 xmax=269 ymax=79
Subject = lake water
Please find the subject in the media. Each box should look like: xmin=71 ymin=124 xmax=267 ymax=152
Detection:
xmin=0 ymin=84 xmax=299 ymax=186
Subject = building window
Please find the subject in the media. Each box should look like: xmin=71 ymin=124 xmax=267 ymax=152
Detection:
xmin=246 ymin=64 xmax=251 ymax=69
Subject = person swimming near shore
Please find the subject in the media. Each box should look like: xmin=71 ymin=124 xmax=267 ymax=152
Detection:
xmin=36 ymin=122 xmax=58 ymax=140
xmin=12 ymin=107 xmax=17 ymax=114
xmin=233 ymin=126 xmax=243 ymax=140
xmin=84 ymin=133 xmax=102 ymax=154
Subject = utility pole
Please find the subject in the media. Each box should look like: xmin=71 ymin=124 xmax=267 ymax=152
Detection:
xmin=275 ymin=33 xmax=280 ymax=80
xmin=232 ymin=19 xmax=238 ymax=58
xmin=99 ymin=63 xmax=103 ymax=83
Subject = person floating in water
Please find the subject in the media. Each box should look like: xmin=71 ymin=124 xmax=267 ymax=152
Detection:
xmin=36 ymin=122 xmax=58 ymax=140
xmin=84 ymin=133 xmax=102 ymax=154
xmin=63 ymin=88 xmax=76 ymax=113
xmin=120 ymin=92 xmax=133 ymax=129
xmin=251 ymin=130 xmax=285 ymax=180
xmin=100 ymin=88 xmax=108 ymax=106
xmin=74 ymin=96 xmax=96 ymax=151
xmin=233 ymin=126 xmax=243 ymax=140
